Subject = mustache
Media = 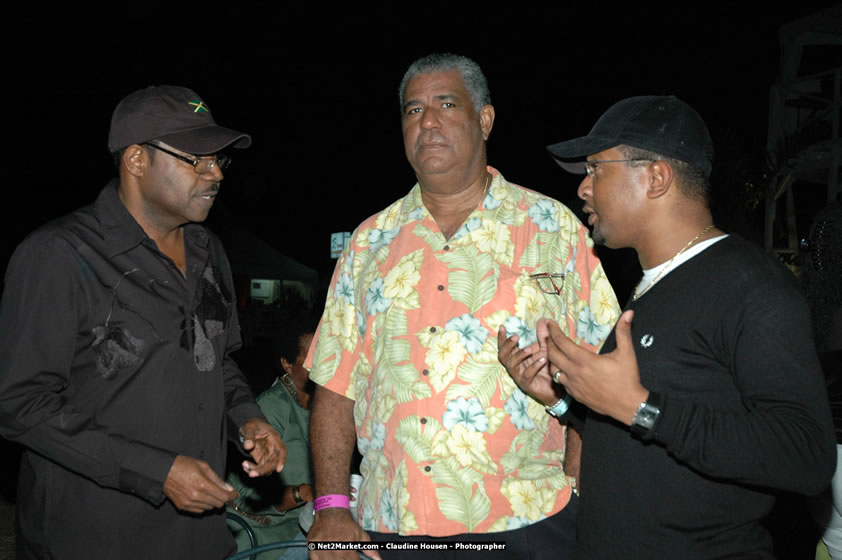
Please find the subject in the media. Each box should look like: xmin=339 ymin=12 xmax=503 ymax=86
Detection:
xmin=416 ymin=132 xmax=448 ymax=147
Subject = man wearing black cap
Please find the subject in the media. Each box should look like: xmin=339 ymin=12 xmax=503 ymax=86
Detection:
xmin=501 ymin=95 xmax=836 ymax=558
xmin=0 ymin=85 xmax=286 ymax=559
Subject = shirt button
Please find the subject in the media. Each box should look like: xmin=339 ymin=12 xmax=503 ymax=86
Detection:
xmin=437 ymin=285 xmax=445 ymax=291
xmin=424 ymin=466 xmax=432 ymax=472
xmin=420 ymin=417 xmax=427 ymax=424
xmin=429 ymin=327 xmax=437 ymax=333
xmin=422 ymin=369 xmax=429 ymax=376
xmin=198 ymin=403 xmax=205 ymax=410
xmin=199 ymin=451 xmax=205 ymax=459
xmin=443 ymin=245 xmax=450 ymax=251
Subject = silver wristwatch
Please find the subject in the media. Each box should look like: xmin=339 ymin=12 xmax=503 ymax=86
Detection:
xmin=630 ymin=392 xmax=661 ymax=439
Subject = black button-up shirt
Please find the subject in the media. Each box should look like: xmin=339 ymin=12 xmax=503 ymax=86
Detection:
xmin=0 ymin=181 xmax=263 ymax=559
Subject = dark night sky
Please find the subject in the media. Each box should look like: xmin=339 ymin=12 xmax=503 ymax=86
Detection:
xmin=7 ymin=3 xmax=841 ymax=283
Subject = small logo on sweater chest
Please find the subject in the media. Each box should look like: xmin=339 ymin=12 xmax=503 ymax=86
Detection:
xmin=640 ymin=334 xmax=654 ymax=348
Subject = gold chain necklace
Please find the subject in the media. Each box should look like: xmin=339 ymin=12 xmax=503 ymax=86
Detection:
xmin=633 ymin=224 xmax=715 ymax=300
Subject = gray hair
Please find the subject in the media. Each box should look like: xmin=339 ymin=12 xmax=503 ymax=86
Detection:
xmin=398 ymin=53 xmax=491 ymax=114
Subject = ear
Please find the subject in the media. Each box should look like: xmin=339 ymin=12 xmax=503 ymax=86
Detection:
xmin=479 ymin=104 xmax=495 ymax=141
xmin=646 ymin=159 xmax=674 ymax=199
xmin=280 ymin=357 xmax=293 ymax=375
xmin=121 ymin=144 xmax=149 ymax=178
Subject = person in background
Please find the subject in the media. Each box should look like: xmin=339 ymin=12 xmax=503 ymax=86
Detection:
xmin=228 ymin=316 xmax=320 ymax=559
xmin=802 ymin=202 xmax=842 ymax=560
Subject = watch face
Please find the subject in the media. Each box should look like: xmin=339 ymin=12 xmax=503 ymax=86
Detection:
xmin=631 ymin=401 xmax=661 ymax=437
xmin=631 ymin=393 xmax=662 ymax=438
xmin=546 ymin=398 xmax=569 ymax=418
xmin=635 ymin=405 xmax=658 ymax=429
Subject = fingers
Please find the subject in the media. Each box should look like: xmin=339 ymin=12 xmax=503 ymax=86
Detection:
xmin=497 ymin=329 xmax=535 ymax=373
xmin=243 ymin=444 xmax=286 ymax=477
xmin=263 ymin=432 xmax=288 ymax=473
xmin=498 ymin=323 xmax=562 ymax=405
xmin=544 ymin=322 xmax=576 ymax=374
xmin=163 ymin=455 xmax=239 ymax=513
xmin=497 ymin=327 xmax=518 ymax=357
xmin=537 ymin=318 xmax=549 ymax=353
xmin=241 ymin=420 xmax=287 ymax=477
xmin=241 ymin=459 xmax=258 ymax=476
xmin=239 ymin=421 xmax=258 ymax=451
xmin=239 ymin=418 xmax=272 ymax=450
xmin=543 ymin=312 xmax=646 ymax=423
xmin=546 ymin=320 xmax=577 ymax=353
xmin=520 ymin=348 xmax=547 ymax=379
xmin=546 ymin=320 xmax=598 ymax=370
xmin=198 ymin=460 xmax=237 ymax=496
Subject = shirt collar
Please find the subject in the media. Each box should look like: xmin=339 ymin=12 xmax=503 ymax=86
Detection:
xmin=405 ymin=166 xmax=510 ymax=219
xmin=95 ymin=179 xmax=209 ymax=258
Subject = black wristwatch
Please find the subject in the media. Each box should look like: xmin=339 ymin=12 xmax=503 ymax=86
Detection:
xmin=630 ymin=391 xmax=662 ymax=439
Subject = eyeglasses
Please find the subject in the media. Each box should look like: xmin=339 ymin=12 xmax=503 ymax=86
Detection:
xmin=530 ymin=273 xmax=565 ymax=295
xmin=144 ymin=143 xmax=231 ymax=174
xmin=583 ymin=158 xmax=653 ymax=176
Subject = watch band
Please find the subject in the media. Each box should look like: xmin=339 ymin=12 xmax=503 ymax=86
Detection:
xmin=545 ymin=394 xmax=571 ymax=418
xmin=630 ymin=391 xmax=662 ymax=439
xmin=292 ymin=485 xmax=304 ymax=505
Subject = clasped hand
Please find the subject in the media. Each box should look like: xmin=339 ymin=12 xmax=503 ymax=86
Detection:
xmin=497 ymin=319 xmax=560 ymax=406
xmin=498 ymin=311 xmax=648 ymax=426
xmin=239 ymin=417 xmax=287 ymax=478
xmin=163 ymin=417 xmax=286 ymax=512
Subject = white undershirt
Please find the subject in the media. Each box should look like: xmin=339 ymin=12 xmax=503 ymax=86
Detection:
xmin=636 ymin=235 xmax=729 ymax=296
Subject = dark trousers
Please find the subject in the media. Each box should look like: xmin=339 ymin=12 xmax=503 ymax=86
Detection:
xmin=367 ymin=493 xmax=577 ymax=559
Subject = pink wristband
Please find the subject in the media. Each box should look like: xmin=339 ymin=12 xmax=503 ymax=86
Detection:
xmin=314 ymin=494 xmax=350 ymax=512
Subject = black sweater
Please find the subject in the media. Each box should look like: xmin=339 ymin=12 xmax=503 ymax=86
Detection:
xmin=577 ymin=235 xmax=836 ymax=560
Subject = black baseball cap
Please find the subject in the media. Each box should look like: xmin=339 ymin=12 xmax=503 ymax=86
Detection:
xmin=108 ymin=85 xmax=252 ymax=154
xmin=547 ymin=95 xmax=713 ymax=177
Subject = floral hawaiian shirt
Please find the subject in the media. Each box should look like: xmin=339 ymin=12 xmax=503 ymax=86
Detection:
xmin=306 ymin=168 xmax=619 ymax=536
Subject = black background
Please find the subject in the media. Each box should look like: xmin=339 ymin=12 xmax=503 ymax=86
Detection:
xmin=8 ymin=3 xmax=840 ymax=281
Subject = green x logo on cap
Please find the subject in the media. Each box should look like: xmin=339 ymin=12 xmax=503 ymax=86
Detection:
xmin=189 ymin=100 xmax=209 ymax=113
